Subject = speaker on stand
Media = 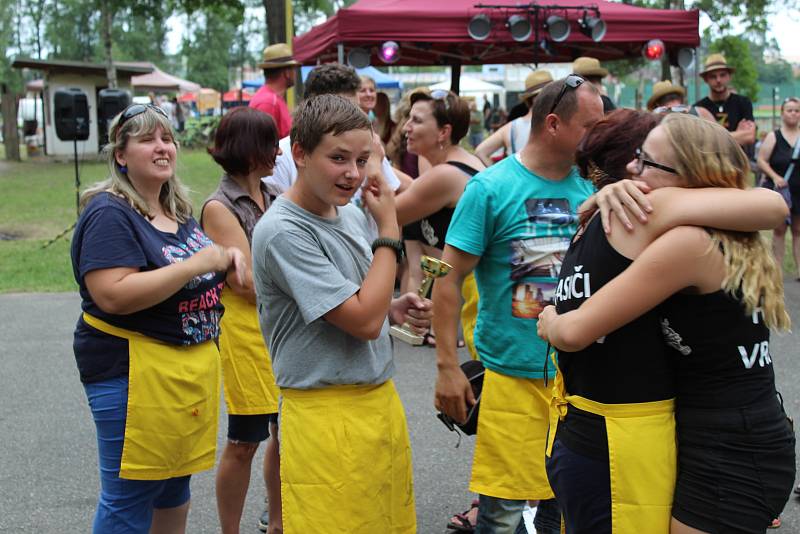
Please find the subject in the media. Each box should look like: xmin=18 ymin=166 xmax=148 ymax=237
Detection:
xmin=98 ymin=89 xmax=131 ymax=148
xmin=43 ymin=88 xmax=91 ymax=249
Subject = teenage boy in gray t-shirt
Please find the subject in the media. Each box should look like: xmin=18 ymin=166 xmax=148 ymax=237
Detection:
xmin=251 ymin=94 xmax=430 ymax=534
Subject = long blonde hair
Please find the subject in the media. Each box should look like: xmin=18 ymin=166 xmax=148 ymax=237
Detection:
xmin=660 ymin=113 xmax=790 ymax=331
xmin=80 ymin=106 xmax=193 ymax=223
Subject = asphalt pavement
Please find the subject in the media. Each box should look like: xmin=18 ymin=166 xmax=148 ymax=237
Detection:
xmin=2 ymin=277 xmax=800 ymax=533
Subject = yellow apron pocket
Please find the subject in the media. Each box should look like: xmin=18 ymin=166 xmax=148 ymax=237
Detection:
xmin=460 ymin=272 xmax=479 ymax=361
xmin=470 ymin=369 xmax=555 ymax=500
xmin=219 ymin=290 xmax=279 ymax=415
xmin=606 ymin=410 xmax=676 ymax=534
xmin=280 ymin=381 xmax=415 ymax=534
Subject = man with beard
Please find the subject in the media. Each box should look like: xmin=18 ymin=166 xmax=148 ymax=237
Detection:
xmin=694 ymin=53 xmax=756 ymax=147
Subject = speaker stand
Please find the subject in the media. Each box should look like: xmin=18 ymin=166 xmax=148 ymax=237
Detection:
xmin=42 ymin=138 xmax=81 ymax=249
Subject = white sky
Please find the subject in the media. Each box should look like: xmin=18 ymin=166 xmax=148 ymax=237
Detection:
xmin=165 ymin=7 xmax=800 ymax=62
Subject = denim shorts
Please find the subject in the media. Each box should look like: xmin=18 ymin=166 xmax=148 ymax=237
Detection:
xmin=84 ymin=376 xmax=191 ymax=534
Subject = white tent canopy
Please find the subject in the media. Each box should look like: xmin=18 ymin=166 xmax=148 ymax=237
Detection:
xmin=430 ymin=75 xmax=506 ymax=109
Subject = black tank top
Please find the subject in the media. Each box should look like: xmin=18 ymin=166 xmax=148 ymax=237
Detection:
xmin=661 ymin=290 xmax=776 ymax=412
xmin=768 ymin=129 xmax=800 ymax=194
xmin=417 ymin=161 xmax=479 ymax=250
xmin=553 ymin=215 xmax=676 ymax=459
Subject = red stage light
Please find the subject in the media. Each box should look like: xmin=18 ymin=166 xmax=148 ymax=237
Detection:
xmin=643 ymin=39 xmax=665 ymax=61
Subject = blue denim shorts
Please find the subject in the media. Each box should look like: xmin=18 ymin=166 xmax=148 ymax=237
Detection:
xmin=84 ymin=376 xmax=191 ymax=534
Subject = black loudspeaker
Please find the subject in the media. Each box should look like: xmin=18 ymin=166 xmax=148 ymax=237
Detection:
xmin=54 ymin=88 xmax=90 ymax=141
xmin=98 ymin=88 xmax=131 ymax=145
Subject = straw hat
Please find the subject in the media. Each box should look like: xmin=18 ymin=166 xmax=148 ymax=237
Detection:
xmin=521 ymin=69 xmax=554 ymax=102
xmin=647 ymin=80 xmax=686 ymax=111
xmin=258 ymin=43 xmax=300 ymax=70
xmin=572 ymin=56 xmax=608 ymax=78
xmin=699 ymin=53 xmax=735 ymax=77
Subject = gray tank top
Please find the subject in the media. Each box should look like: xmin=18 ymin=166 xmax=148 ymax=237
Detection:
xmin=201 ymin=175 xmax=271 ymax=245
xmin=509 ymin=117 xmax=531 ymax=154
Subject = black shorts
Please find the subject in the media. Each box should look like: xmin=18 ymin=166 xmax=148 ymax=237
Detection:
xmin=672 ymin=398 xmax=796 ymax=533
xmin=227 ymin=413 xmax=279 ymax=443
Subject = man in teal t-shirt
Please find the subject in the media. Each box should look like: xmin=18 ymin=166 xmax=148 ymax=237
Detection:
xmin=433 ymin=77 xmax=603 ymax=534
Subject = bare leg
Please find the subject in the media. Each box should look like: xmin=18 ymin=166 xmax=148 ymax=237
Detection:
xmin=773 ymin=223 xmax=788 ymax=270
xmin=791 ymin=215 xmax=800 ymax=277
xmin=150 ymin=501 xmax=190 ymax=534
xmin=216 ymin=441 xmax=259 ymax=534
xmin=265 ymin=423 xmax=283 ymax=534
xmin=670 ymin=516 xmax=710 ymax=534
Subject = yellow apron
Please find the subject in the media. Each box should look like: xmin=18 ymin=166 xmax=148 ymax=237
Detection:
xmin=470 ymin=368 xmax=555 ymax=500
xmin=460 ymin=272 xmax=479 ymax=361
xmin=218 ymin=290 xmax=279 ymax=415
xmin=546 ymin=360 xmax=676 ymax=534
xmin=83 ymin=313 xmax=220 ymax=481
xmin=279 ymin=380 xmax=416 ymax=534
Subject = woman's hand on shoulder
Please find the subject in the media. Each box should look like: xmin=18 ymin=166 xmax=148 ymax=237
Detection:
xmin=592 ymin=179 xmax=653 ymax=234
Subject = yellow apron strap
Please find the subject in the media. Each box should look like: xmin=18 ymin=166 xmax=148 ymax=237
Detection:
xmin=546 ymin=351 xmax=568 ymax=457
xmin=83 ymin=312 xmax=221 ymax=481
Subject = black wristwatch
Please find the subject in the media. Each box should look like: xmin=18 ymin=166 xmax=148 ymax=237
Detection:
xmin=371 ymin=237 xmax=404 ymax=263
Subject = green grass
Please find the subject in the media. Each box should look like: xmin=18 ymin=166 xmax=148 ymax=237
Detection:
xmin=0 ymin=149 xmax=223 ymax=293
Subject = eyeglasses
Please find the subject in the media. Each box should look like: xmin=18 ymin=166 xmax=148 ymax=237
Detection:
xmin=653 ymin=104 xmax=691 ymax=114
xmin=548 ymin=74 xmax=585 ymax=116
xmin=119 ymin=104 xmax=169 ymax=128
xmin=634 ymin=147 xmax=677 ymax=175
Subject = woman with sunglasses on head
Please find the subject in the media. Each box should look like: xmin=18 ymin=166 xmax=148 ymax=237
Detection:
xmin=534 ymin=111 xmax=791 ymax=534
xmin=395 ymin=89 xmax=485 ymax=348
xmin=200 ymin=107 xmax=282 ymax=534
xmin=758 ymin=96 xmax=800 ymax=280
xmin=71 ymin=104 xmax=246 ymax=534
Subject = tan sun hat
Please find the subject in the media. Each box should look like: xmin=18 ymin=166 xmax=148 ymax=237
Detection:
xmin=521 ymin=69 xmax=554 ymax=102
xmin=258 ymin=43 xmax=300 ymax=70
xmin=647 ymin=80 xmax=686 ymax=111
xmin=572 ymin=56 xmax=608 ymax=78
xmin=699 ymin=53 xmax=735 ymax=77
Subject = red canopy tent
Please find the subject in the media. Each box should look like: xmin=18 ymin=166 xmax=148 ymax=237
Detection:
xmin=222 ymin=90 xmax=253 ymax=102
xmin=293 ymin=0 xmax=699 ymax=67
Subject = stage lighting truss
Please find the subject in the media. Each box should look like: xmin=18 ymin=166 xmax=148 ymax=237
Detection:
xmin=468 ymin=4 xmax=605 ymax=46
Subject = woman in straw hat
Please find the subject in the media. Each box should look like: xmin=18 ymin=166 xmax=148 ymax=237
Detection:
xmin=572 ymin=57 xmax=616 ymax=113
xmin=475 ymin=69 xmax=552 ymax=166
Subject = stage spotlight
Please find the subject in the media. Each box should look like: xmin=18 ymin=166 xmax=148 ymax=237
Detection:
xmin=677 ymin=47 xmax=695 ymax=70
xmin=347 ymin=47 xmax=371 ymax=69
xmin=545 ymin=15 xmax=570 ymax=42
xmin=642 ymin=39 xmax=665 ymax=61
xmin=579 ymin=12 xmax=606 ymax=42
xmin=507 ymin=14 xmax=532 ymax=42
xmin=379 ymin=41 xmax=400 ymax=64
xmin=539 ymin=39 xmax=555 ymax=56
xmin=468 ymin=14 xmax=492 ymax=41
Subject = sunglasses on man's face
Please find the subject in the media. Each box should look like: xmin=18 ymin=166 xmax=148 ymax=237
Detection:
xmin=548 ymin=74 xmax=585 ymax=116
xmin=634 ymin=147 xmax=678 ymax=175
xmin=653 ymin=105 xmax=691 ymax=114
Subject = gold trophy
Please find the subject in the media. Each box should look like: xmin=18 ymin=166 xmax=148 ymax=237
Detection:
xmin=390 ymin=255 xmax=453 ymax=345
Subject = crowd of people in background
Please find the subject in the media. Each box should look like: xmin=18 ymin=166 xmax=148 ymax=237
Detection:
xmin=69 ymin=40 xmax=798 ymax=534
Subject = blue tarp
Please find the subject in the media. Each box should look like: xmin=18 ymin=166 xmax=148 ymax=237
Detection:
xmin=242 ymin=66 xmax=402 ymax=90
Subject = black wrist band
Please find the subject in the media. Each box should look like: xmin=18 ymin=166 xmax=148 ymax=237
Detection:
xmin=371 ymin=237 xmax=404 ymax=263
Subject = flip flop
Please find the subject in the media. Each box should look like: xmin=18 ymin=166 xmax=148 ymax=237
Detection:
xmin=446 ymin=500 xmax=479 ymax=532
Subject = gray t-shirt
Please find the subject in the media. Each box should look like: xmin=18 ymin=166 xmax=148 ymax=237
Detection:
xmin=251 ymin=195 xmax=394 ymax=389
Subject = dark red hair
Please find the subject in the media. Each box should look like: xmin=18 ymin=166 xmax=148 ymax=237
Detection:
xmin=575 ymin=109 xmax=661 ymax=225
xmin=208 ymin=107 xmax=279 ymax=177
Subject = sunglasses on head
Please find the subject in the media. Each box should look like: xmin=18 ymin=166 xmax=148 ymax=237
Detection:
xmin=118 ymin=104 xmax=169 ymax=128
xmin=548 ymin=74 xmax=585 ymax=116
xmin=634 ymin=147 xmax=677 ymax=175
xmin=653 ymin=104 xmax=691 ymax=114
xmin=430 ymin=89 xmax=452 ymax=112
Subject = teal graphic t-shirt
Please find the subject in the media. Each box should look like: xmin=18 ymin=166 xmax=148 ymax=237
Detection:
xmin=446 ymin=154 xmax=594 ymax=378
